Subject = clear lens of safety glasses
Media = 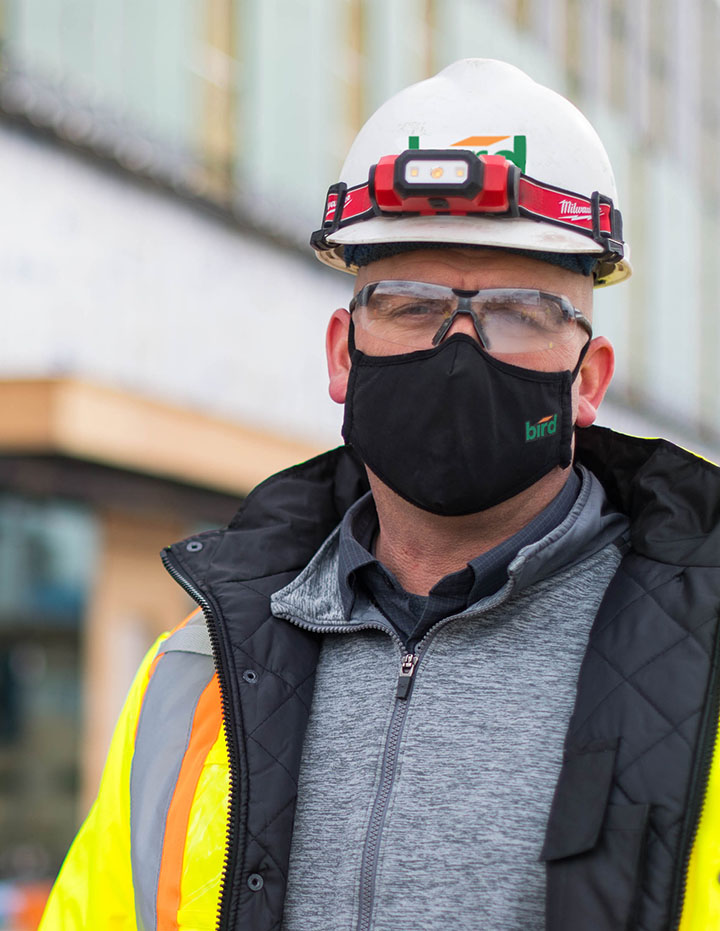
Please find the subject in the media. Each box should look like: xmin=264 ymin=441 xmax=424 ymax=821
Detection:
xmin=349 ymin=281 xmax=592 ymax=352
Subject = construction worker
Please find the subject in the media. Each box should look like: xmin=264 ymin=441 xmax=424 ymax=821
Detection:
xmin=40 ymin=59 xmax=720 ymax=931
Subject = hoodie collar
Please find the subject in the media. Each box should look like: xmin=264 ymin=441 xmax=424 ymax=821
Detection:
xmin=271 ymin=465 xmax=628 ymax=632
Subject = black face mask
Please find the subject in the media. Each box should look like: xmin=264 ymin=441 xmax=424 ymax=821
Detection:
xmin=342 ymin=325 xmax=589 ymax=516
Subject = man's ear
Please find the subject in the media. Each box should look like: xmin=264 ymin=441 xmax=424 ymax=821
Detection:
xmin=326 ymin=308 xmax=352 ymax=404
xmin=576 ymin=336 xmax=615 ymax=427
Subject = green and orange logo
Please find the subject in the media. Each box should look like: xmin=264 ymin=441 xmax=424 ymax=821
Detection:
xmin=525 ymin=414 xmax=557 ymax=442
xmin=408 ymin=134 xmax=527 ymax=173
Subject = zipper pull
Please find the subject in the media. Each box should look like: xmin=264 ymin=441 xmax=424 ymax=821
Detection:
xmin=396 ymin=653 xmax=419 ymax=700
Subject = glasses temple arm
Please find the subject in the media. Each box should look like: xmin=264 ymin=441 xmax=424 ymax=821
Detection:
xmin=577 ymin=313 xmax=593 ymax=339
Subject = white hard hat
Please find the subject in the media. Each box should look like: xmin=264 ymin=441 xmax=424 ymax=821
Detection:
xmin=311 ymin=59 xmax=630 ymax=287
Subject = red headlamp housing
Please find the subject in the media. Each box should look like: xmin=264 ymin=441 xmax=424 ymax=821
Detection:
xmin=371 ymin=149 xmax=518 ymax=216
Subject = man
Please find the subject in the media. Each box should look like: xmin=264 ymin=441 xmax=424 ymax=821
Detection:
xmin=41 ymin=59 xmax=720 ymax=931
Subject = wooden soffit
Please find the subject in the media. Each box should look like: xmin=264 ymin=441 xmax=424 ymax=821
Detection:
xmin=0 ymin=378 xmax=324 ymax=496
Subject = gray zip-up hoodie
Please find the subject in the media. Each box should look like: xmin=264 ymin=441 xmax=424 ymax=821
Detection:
xmin=271 ymin=466 xmax=628 ymax=931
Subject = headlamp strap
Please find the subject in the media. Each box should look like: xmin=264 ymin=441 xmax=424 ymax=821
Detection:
xmin=314 ymin=153 xmax=623 ymax=259
xmin=324 ymin=182 xmax=374 ymax=233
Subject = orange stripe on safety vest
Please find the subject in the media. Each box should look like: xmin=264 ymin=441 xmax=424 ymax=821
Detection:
xmin=155 ymin=673 xmax=223 ymax=930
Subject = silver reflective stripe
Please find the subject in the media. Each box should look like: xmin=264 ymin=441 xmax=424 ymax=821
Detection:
xmin=130 ymin=647 xmax=214 ymax=930
xmin=162 ymin=623 xmax=212 ymax=656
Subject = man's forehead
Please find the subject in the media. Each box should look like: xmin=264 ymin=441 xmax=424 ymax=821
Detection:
xmin=355 ymin=246 xmax=579 ymax=288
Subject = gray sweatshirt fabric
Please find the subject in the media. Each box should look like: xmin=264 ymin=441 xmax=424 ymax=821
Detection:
xmin=271 ymin=467 xmax=628 ymax=931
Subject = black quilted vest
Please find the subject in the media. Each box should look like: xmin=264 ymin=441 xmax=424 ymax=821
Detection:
xmin=163 ymin=426 xmax=720 ymax=931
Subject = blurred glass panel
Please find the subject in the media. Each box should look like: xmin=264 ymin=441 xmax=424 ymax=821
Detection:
xmin=0 ymin=495 xmax=97 ymax=626
xmin=236 ymin=0 xmax=347 ymax=233
xmin=0 ymin=494 xmax=97 ymax=888
xmin=5 ymin=0 xmax=201 ymax=183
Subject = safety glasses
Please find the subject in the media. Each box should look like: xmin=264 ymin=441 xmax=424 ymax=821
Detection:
xmin=349 ymin=281 xmax=593 ymax=352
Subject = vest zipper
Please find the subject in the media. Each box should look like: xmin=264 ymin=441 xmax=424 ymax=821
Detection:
xmin=669 ymin=621 xmax=720 ymax=930
xmin=161 ymin=547 xmax=239 ymax=931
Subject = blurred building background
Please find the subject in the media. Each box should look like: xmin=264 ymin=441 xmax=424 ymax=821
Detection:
xmin=0 ymin=0 xmax=718 ymax=925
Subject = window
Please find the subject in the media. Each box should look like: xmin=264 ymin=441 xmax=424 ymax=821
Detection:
xmin=0 ymin=495 xmax=97 ymax=889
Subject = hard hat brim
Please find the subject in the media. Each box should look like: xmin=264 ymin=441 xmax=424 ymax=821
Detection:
xmin=319 ymin=214 xmax=631 ymax=287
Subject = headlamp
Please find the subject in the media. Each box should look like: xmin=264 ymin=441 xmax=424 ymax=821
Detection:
xmin=371 ymin=150 xmax=515 ymax=215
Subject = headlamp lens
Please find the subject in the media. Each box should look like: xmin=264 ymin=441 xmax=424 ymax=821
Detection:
xmin=403 ymin=159 xmax=469 ymax=185
xmin=349 ymin=281 xmax=592 ymax=353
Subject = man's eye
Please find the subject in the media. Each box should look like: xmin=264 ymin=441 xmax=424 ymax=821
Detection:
xmin=393 ymin=301 xmax=439 ymax=317
xmin=484 ymin=306 xmax=529 ymax=326
xmin=490 ymin=306 xmax=557 ymax=332
xmin=371 ymin=300 xmax=443 ymax=319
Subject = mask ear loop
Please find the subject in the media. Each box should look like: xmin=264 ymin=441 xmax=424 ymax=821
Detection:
xmin=570 ymin=332 xmax=592 ymax=381
xmin=348 ymin=317 xmax=358 ymax=354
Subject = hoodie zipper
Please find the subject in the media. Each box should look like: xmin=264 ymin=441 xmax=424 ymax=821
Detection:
xmin=352 ymin=601 xmax=518 ymax=931
xmin=669 ymin=621 xmax=720 ymax=930
xmin=272 ymin=608 xmax=424 ymax=931
xmin=355 ymin=650 xmax=419 ymax=931
xmin=161 ymin=547 xmax=240 ymax=931
xmin=281 ymin=601 xmax=510 ymax=931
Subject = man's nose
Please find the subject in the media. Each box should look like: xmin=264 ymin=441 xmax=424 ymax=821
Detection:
xmin=445 ymin=314 xmax=480 ymax=340
xmin=436 ymin=307 xmax=486 ymax=346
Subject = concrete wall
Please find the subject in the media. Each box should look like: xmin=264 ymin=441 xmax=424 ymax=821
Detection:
xmin=1 ymin=123 xmax=348 ymax=448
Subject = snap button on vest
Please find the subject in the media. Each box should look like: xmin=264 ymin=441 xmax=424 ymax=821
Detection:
xmin=248 ymin=873 xmax=264 ymax=892
xmin=242 ymin=669 xmax=259 ymax=684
